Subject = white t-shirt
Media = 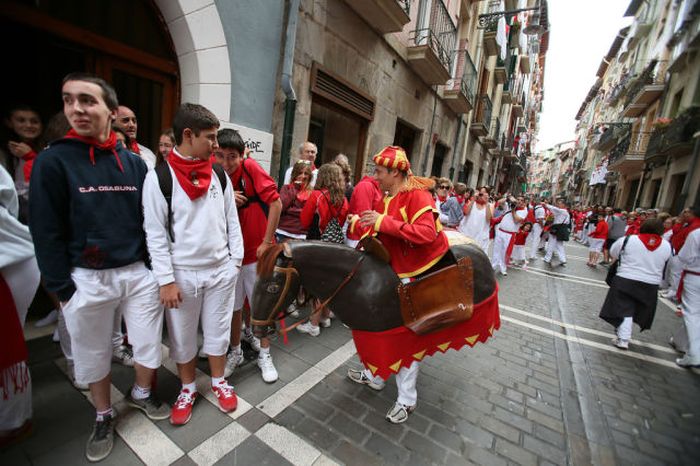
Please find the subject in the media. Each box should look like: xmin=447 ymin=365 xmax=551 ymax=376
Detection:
xmin=611 ymin=235 xmax=672 ymax=285
xmin=137 ymin=144 xmax=157 ymax=170
xmin=499 ymin=208 xmax=527 ymax=232
xmin=678 ymin=228 xmax=700 ymax=273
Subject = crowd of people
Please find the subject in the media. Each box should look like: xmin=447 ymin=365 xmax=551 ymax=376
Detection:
xmin=1 ymin=72 xmax=699 ymax=462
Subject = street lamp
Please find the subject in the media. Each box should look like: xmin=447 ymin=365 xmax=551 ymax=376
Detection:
xmin=478 ymin=0 xmax=547 ymax=37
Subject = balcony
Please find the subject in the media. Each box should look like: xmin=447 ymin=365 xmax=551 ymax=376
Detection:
xmin=608 ymin=131 xmax=649 ymax=174
xmin=622 ymin=60 xmax=666 ymax=117
xmin=470 ymin=94 xmax=492 ymax=137
xmin=511 ymin=103 xmax=523 ymax=118
xmin=407 ymin=1 xmax=456 ymax=85
xmin=442 ymin=50 xmax=477 ymax=114
xmin=595 ymin=123 xmax=631 ymax=151
xmin=483 ymin=21 xmax=498 ymax=56
xmin=483 ymin=118 xmax=500 ymax=149
xmin=344 ymin=0 xmax=411 ymax=34
xmin=646 ymin=107 xmax=700 ymax=163
xmin=501 ymin=80 xmax=512 ymax=104
xmin=494 ymin=57 xmax=507 ymax=84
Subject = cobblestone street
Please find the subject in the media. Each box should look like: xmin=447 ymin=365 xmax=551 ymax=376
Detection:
xmin=3 ymin=241 xmax=700 ymax=465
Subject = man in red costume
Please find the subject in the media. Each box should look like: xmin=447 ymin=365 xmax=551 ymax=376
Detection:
xmin=347 ymin=145 xmax=449 ymax=423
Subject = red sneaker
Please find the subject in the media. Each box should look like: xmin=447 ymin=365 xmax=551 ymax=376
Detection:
xmin=211 ymin=381 xmax=238 ymax=413
xmin=170 ymin=388 xmax=197 ymax=425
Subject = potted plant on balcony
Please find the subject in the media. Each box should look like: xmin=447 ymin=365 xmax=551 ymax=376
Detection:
xmin=652 ymin=117 xmax=672 ymax=130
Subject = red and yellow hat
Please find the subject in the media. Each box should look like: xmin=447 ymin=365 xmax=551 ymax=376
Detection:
xmin=373 ymin=146 xmax=410 ymax=172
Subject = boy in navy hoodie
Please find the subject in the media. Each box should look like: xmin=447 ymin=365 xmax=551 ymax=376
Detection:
xmin=29 ymin=73 xmax=168 ymax=462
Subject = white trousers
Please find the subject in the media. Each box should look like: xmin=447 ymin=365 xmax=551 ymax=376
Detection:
xmin=363 ymin=361 xmax=420 ymax=406
xmin=681 ymin=273 xmax=700 ymax=363
xmin=544 ymin=235 xmax=567 ymax=263
xmin=233 ymin=262 xmax=257 ymax=310
xmin=528 ymin=223 xmax=543 ymax=259
xmin=616 ymin=316 xmax=633 ymax=341
xmin=166 ymin=261 xmax=238 ymax=363
xmin=666 ymin=255 xmax=682 ymax=294
xmin=0 ymin=257 xmax=39 ymax=431
xmin=62 ymin=263 xmax=162 ymax=385
xmin=491 ymin=229 xmax=514 ymax=273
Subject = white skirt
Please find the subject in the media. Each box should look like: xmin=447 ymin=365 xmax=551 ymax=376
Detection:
xmin=588 ymin=238 xmax=605 ymax=252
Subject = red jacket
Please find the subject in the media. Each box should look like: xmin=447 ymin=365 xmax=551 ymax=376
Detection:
xmin=300 ymin=188 xmax=349 ymax=232
xmin=590 ymin=220 xmax=608 ymax=239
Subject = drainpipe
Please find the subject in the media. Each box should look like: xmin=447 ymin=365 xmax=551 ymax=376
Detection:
xmin=677 ymin=131 xmax=700 ymax=211
xmin=422 ymin=88 xmax=438 ymax=176
xmin=449 ymin=117 xmax=464 ymax=181
xmin=278 ymin=0 xmax=301 ymax=186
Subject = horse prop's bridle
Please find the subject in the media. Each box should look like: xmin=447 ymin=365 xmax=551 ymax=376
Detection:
xmin=251 ymin=255 xmax=365 ymax=335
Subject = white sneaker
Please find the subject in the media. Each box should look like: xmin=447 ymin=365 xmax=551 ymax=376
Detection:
xmin=346 ymin=368 xmax=385 ymax=390
xmin=257 ymin=353 xmax=278 ymax=383
xmin=297 ymin=322 xmax=320 ymax=336
xmin=35 ymin=309 xmax=58 ymax=328
xmin=661 ymin=289 xmax=677 ymax=299
xmin=224 ymin=349 xmax=245 ymax=378
xmin=112 ymin=345 xmax=135 ymax=366
xmin=611 ymin=338 xmax=629 ymax=350
xmin=385 ymin=402 xmax=415 ymax=424
xmin=287 ymin=303 xmax=300 ymax=318
xmin=319 ymin=317 xmax=332 ymax=328
xmin=242 ymin=331 xmax=262 ymax=352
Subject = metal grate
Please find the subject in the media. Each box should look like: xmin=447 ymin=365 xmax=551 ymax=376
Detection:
xmin=311 ymin=65 xmax=375 ymax=121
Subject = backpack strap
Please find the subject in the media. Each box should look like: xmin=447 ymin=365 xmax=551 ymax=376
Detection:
xmin=155 ymin=162 xmax=175 ymax=243
xmin=212 ymin=163 xmax=227 ymax=192
xmin=238 ymin=158 xmax=269 ymax=217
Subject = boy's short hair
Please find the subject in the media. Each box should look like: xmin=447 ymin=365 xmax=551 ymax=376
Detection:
xmin=172 ymin=103 xmax=220 ymax=145
xmin=217 ymin=128 xmax=246 ymax=153
xmin=62 ymin=72 xmax=119 ymax=111
xmin=640 ymin=218 xmax=664 ymax=235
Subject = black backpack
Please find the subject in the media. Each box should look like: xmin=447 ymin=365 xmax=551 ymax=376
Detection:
xmin=155 ymin=162 xmax=227 ymax=242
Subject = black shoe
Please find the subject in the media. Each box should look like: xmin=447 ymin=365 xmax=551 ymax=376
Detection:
xmin=126 ymin=393 xmax=170 ymax=420
xmin=86 ymin=414 xmax=114 ymax=462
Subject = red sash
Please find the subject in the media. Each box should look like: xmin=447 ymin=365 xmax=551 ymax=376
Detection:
xmin=499 ymin=228 xmax=518 ymax=265
xmin=677 ymin=270 xmax=700 ymax=303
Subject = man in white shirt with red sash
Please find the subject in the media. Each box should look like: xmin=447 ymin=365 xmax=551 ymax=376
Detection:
xmin=491 ymin=197 xmax=527 ymax=276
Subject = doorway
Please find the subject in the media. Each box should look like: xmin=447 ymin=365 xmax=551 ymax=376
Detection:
xmin=394 ymin=119 xmax=420 ymax=164
xmin=431 ymin=142 xmax=448 ymax=177
xmin=1 ymin=0 xmax=179 ymax=150
xmin=309 ymin=101 xmax=365 ymax=175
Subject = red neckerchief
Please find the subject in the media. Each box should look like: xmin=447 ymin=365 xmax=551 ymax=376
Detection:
xmin=167 ymin=149 xmax=212 ymax=200
xmin=64 ymin=129 xmax=123 ymax=172
xmin=475 ymin=197 xmax=487 ymax=205
xmin=456 ymin=194 xmax=465 ymax=205
xmin=129 ymin=140 xmax=141 ymax=154
xmin=638 ymin=234 xmax=663 ymax=251
xmin=437 ymin=194 xmax=447 ymax=202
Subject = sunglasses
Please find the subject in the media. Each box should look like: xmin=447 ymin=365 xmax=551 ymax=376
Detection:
xmin=439 ymin=185 xmax=450 ymax=189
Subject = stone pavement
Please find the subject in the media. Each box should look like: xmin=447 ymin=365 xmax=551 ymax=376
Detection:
xmin=2 ymin=241 xmax=700 ymax=465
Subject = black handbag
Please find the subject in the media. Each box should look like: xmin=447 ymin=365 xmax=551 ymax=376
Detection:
xmin=606 ymin=235 xmax=630 ymax=286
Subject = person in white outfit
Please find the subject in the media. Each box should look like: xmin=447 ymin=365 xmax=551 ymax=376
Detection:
xmin=491 ymin=197 xmax=527 ymax=275
xmin=142 ymin=103 xmax=244 ymax=425
xmin=458 ymin=186 xmax=493 ymax=251
xmin=0 ymin=164 xmax=40 ymax=445
xmin=114 ymin=105 xmax=157 ymax=169
xmin=676 ymin=221 xmax=700 ymax=367
xmin=543 ymin=199 xmax=571 ymax=266
xmin=599 ymin=219 xmax=672 ymax=349
xmin=527 ymin=200 xmax=546 ymax=260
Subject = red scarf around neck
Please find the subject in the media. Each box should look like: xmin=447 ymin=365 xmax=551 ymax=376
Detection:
xmin=128 ymin=140 xmax=141 ymax=154
xmin=638 ymin=234 xmax=663 ymax=251
xmin=64 ymin=129 xmax=123 ymax=172
xmin=168 ymin=150 xmax=213 ymax=200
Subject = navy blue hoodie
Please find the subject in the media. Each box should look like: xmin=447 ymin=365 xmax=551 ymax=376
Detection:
xmin=29 ymin=137 xmax=148 ymax=301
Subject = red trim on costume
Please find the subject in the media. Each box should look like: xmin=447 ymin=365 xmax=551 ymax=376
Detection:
xmin=0 ymin=275 xmax=28 ymax=372
xmin=677 ymin=270 xmax=700 ymax=303
xmin=351 ymin=286 xmax=500 ymax=380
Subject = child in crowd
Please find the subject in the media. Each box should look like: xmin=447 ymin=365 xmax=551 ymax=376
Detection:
xmin=142 ymin=103 xmax=244 ymax=425
xmin=511 ymin=222 xmax=532 ymax=268
xmin=214 ymin=128 xmax=282 ymax=383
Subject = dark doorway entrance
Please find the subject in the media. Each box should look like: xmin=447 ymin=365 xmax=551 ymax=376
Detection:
xmin=394 ymin=119 xmax=419 ymax=164
xmin=431 ymin=142 xmax=448 ymax=177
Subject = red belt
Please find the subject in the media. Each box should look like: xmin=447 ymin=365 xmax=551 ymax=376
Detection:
xmin=677 ymin=270 xmax=700 ymax=303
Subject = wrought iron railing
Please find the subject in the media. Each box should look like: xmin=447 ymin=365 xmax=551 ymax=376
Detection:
xmin=608 ymin=133 xmax=631 ymax=165
xmin=448 ymin=49 xmax=477 ymax=103
xmin=646 ymin=106 xmax=700 ymax=160
xmin=492 ymin=117 xmax=501 ymax=140
xmin=623 ymin=60 xmax=666 ymax=108
xmin=597 ymin=123 xmax=631 ymax=149
xmin=397 ymin=0 xmax=411 ymax=16
xmin=607 ymin=72 xmax=634 ymax=105
xmin=473 ymin=94 xmax=493 ymax=131
xmin=410 ymin=0 xmax=457 ymax=70
xmin=609 ymin=131 xmax=650 ymax=165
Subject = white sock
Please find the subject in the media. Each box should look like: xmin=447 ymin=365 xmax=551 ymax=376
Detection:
xmin=259 ymin=346 xmax=270 ymax=356
xmin=211 ymin=376 xmax=225 ymax=387
xmin=231 ymin=343 xmax=242 ymax=353
xmin=131 ymin=384 xmax=150 ymax=400
xmin=182 ymin=381 xmax=196 ymax=393
xmin=96 ymin=407 xmax=113 ymax=421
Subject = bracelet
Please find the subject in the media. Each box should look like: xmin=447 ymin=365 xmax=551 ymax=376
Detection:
xmin=263 ymin=239 xmax=274 ymax=244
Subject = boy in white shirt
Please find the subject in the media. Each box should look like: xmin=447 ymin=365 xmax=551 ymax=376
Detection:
xmin=142 ymin=103 xmax=244 ymax=425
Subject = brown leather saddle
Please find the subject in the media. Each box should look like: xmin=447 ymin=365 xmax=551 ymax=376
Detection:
xmin=359 ymin=237 xmax=474 ymax=335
